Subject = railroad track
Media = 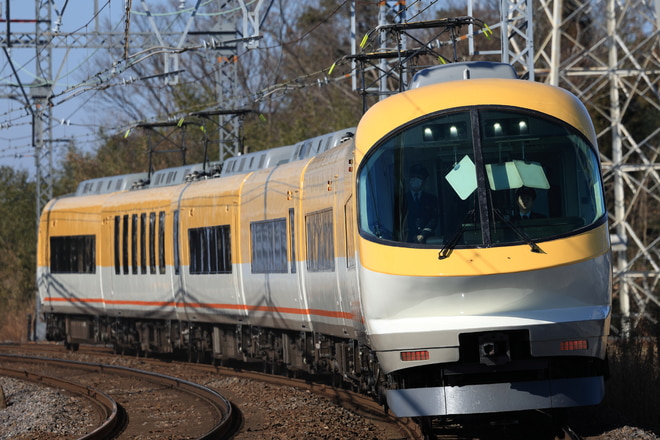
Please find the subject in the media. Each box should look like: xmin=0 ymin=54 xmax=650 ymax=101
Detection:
xmin=0 ymin=362 xmax=122 ymax=440
xmin=0 ymin=352 xmax=237 ymax=440
xmin=0 ymin=342 xmax=421 ymax=439
xmin=0 ymin=343 xmax=584 ymax=439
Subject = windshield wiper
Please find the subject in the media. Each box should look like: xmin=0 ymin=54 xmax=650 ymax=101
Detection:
xmin=438 ymin=210 xmax=475 ymax=260
xmin=493 ymin=209 xmax=546 ymax=254
xmin=438 ymin=209 xmax=545 ymax=260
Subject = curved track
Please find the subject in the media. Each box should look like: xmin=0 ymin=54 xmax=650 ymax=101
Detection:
xmin=0 ymin=362 xmax=121 ymax=440
xmin=0 ymin=343 xmax=585 ymax=439
xmin=0 ymin=343 xmax=419 ymax=439
xmin=0 ymin=352 xmax=236 ymax=440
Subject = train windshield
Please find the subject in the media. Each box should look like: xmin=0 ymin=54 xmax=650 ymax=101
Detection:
xmin=357 ymin=108 xmax=606 ymax=248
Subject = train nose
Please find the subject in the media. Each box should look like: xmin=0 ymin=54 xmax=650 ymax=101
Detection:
xmin=479 ymin=332 xmax=511 ymax=366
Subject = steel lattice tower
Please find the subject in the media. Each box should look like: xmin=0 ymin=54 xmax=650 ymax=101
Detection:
xmin=0 ymin=0 xmax=265 ymax=221
xmin=480 ymin=0 xmax=659 ymax=335
xmin=538 ymin=0 xmax=659 ymax=335
xmin=3 ymin=1 xmax=658 ymax=335
xmin=377 ymin=0 xmax=657 ymax=334
xmin=0 ymin=0 xmax=265 ymax=341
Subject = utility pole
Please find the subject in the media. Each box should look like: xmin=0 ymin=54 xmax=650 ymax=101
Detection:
xmin=30 ymin=79 xmax=52 ymax=230
xmin=607 ymin=0 xmax=630 ymax=337
xmin=0 ymin=0 xmax=266 ymax=341
xmin=0 ymin=0 xmax=267 ymax=222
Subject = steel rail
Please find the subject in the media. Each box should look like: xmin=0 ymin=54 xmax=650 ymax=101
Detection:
xmin=0 ymin=353 xmax=236 ymax=440
xmin=0 ymin=364 xmax=120 ymax=440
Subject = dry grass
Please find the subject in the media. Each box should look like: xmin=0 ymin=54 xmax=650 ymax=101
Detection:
xmin=603 ymin=337 xmax=660 ymax=432
xmin=0 ymin=299 xmax=33 ymax=342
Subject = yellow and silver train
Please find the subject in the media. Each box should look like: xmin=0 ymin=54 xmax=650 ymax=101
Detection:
xmin=38 ymin=61 xmax=611 ymax=418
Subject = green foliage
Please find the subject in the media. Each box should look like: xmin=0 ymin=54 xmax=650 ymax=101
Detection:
xmin=0 ymin=167 xmax=37 ymax=336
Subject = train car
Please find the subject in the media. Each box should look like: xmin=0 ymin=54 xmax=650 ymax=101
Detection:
xmin=354 ymin=62 xmax=611 ymax=417
xmin=38 ymin=61 xmax=611 ymax=422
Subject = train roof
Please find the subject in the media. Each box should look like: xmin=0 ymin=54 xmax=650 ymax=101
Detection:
xmin=150 ymin=162 xmax=222 ymax=188
xmin=410 ymin=61 xmax=518 ymax=88
xmin=221 ymin=127 xmax=355 ymax=177
xmin=356 ymin=70 xmax=596 ymax=159
xmin=75 ymin=172 xmax=149 ymax=196
xmin=290 ymin=129 xmax=356 ymax=162
xmin=220 ymin=144 xmax=295 ymax=177
xmin=72 ymin=127 xmax=356 ymax=197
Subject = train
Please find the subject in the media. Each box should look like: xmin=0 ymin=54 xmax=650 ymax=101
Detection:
xmin=38 ymin=61 xmax=611 ymax=422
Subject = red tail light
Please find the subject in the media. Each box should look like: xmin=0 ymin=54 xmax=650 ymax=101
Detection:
xmin=560 ymin=340 xmax=588 ymax=351
xmin=400 ymin=351 xmax=430 ymax=361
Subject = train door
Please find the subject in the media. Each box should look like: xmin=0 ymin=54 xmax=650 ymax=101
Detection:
xmin=241 ymin=165 xmax=310 ymax=332
xmin=289 ymin=206 xmax=313 ymax=331
xmin=177 ymin=178 xmax=249 ymax=326
xmin=230 ymin=199 xmax=250 ymax=325
xmin=300 ymin=151 xmax=354 ymax=339
xmin=172 ymin=206 xmax=185 ymax=322
xmin=335 ymin=151 xmax=361 ymax=340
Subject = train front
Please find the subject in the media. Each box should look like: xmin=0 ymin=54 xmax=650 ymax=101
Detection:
xmin=354 ymin=69 xmax=611 ymax=417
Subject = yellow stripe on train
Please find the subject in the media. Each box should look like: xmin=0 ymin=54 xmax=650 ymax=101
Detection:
xmin=358 ymin=223 xmax=610 ymax=277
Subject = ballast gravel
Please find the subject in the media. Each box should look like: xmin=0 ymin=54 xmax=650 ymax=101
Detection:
xmin=205 ymin=376 xmax=393 ymax=439
xmin=0 ymin=377 xmax=95 ymax=440
xmin=1 ymin=370 xmax=659 ymax=440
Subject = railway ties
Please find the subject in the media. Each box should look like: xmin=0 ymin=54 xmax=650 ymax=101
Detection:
xmin=0 ymin=353 xmax=237 ymax=439
xmin=0 ymin=344 xmax=589 ymax=439
xmin=0 ymin=343 xmax=419 ymax=439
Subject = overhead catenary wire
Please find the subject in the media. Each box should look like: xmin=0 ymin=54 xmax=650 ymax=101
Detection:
xmin=0 ymin=1 xmax=342 ymax=133
xmin=0 ymin=1 xmax=460 ymax=159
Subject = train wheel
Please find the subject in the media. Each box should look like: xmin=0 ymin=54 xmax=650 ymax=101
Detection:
xmin=331 ymin=371 xmax=345 ymax=389
xmin=187 ymin=346 xmax=204 ymax=363
xmin=113 ymin=343 xmax=125 ymax=355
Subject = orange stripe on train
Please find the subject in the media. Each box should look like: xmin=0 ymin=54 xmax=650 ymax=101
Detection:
xmin=43 ymin=297 xmax=354 ymax=320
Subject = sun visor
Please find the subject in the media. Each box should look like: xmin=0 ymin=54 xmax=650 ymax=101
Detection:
xmin=486 ymin=160 xmax=550 ymax=190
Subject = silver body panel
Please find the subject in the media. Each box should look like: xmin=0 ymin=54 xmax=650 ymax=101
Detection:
xmin=387 ymin=376 xmax=605 ymax=416
xmin=359 ymin=254 xmax=612 ymax=374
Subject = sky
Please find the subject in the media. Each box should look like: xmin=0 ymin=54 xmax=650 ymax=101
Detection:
xmin=0 ymin=1 xmax=470 ymax=179
xmin=0 ymin=0 xmax=243 ymax=177
xmin=0 ymin=1 xmax=122 ymax=175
